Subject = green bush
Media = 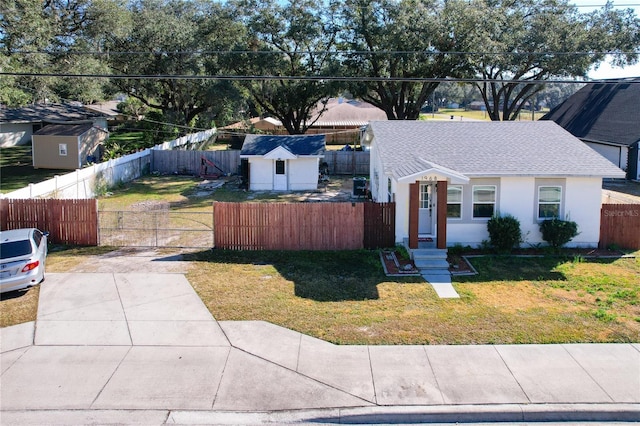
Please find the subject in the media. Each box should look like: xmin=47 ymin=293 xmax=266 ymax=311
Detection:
xmin=487 ymin=214 xmax=522 ymax=253
xmin=539 ymin=218 xmax=579 ymax=249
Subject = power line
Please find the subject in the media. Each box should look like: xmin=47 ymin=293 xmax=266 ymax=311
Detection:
xmin=2 ymin=71 xmax=638 ymax=84
xmin=7 ymin=49 xmax=639 ymax=56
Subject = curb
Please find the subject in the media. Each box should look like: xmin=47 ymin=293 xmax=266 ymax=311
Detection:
xmin=167 ymin=404 xmax=640 ymax=424
xmin=6 ymin=404 xmax=638 ymax=425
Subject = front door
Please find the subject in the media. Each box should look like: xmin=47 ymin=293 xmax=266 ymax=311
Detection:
xmin=419 ymin=182 xmax=435 ymax=235
xmin=274 ymin=160 xmax=287 ymax=190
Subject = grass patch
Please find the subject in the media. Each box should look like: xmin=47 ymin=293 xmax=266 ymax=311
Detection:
xmin=0 ymin=146 xmax=69 ymax=193
xmin=98 ymin=175 xmax=214 ymax=210
xmin=0 ymin=286 xmax=40 ymax=328
xmin=3 ymin=242 xmax=638 ymax=344
xmin=185 ymin=250 xmax=640 ymax=345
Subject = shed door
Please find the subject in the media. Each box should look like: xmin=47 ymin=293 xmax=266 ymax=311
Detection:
xmin=419 ymin=183 xmax=435 ymax=235
xmin=274 ymin=160 xmax=287 ymax=190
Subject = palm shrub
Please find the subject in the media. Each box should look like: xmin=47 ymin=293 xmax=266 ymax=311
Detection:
xmin=487 ymin=214 xmax=522 ymax=253
xmin=539 ymin=218 xmax=579 ymax=249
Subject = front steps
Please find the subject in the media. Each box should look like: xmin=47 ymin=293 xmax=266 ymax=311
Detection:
xmin=410 ymin=248 xmax=460 ymax=299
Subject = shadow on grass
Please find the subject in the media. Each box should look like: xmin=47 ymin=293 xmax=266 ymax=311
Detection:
xmin=182 ymin=249 xmax=423 ymax=302
xmin=0 ymin=287 xmax=35 ymax=301
xmin=455 ymin=255 xmax=620 ymax=283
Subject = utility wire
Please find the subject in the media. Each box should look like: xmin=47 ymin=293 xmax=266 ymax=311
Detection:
xmin=7 ymin=49 xmax=639 ymax=56
xmin=3 ymin=71 xmax=638 ymax=84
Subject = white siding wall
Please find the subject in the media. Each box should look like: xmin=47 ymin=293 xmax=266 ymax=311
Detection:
xmin=248 ymin=157 xmax=321 ymax=191
xmin=248 ymin=158 xmax=274 ymax=190
xmin=564 ymin=177 xmax=602 ymax=247
xmin=369 ymin=139 xmax=386 ymax=201
xmin=0 ymin=123 xmax=33 ymax=147
xmin=394 ymin=182 xmax=410 ymax=243
xmin=390 ymin=176 xmax=603 ymax=248
xmin=288 ymin=158 xmax=320 ymax=190
xmin=585 ymin=141 xmax=627 ymax=171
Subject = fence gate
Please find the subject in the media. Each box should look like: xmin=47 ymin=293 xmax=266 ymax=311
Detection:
xmin=98 ymin=210 xmax=213 ymax=248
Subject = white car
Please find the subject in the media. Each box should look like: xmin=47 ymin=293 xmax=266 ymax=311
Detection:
xmin=0 ymin=228 xmax=48 ymax=294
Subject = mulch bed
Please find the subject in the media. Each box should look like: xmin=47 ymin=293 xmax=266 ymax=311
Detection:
xmin=380 ymin=250 xmax=420 ymax=276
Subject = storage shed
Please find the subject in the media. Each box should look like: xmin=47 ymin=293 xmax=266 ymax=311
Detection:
xmin=32 ymin=123 xmax=108 ymax=170
xmin=240 ymin=134 xmax=326 ymax=191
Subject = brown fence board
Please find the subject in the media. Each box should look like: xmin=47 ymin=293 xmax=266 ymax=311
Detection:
xmin=600 ymin=204 xmax=640 ymax=249
xmin=214 ymin=202 xmax=366 ymax=250
xmin=364 ymin=202 xmax=396 ymax=249
xmin=213 ymin=201 xmax=394 ymax=251
xmin=151 ymin=149 xmax=370 ymax=177
xmin=0 ymin=199 xmax=98 ymax=245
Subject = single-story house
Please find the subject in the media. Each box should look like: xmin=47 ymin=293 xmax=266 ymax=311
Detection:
xmin=32 ymin=123 xmax=108 ymax=170
xmin=240 ymin=134 xmax=326 ymax=191
xmin=541 ymin=77 xmax=640 ymax=180
xmin=0 ymin=103 xmax=109 ymax=147
xmin=363 ymin=121 xmax=626 ymax=249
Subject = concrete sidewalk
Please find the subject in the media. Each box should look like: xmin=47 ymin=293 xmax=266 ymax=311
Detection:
xmin=1 ymin=272 xmax=639 ymax=424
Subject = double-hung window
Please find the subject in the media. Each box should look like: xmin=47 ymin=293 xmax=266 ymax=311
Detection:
xmin=447 ymin=185 xmax=462 ymax=218
xmin=472 ymin=185 xmax=496 ymax=218
xmin=538 ymin=186 xmax=562 ymax=219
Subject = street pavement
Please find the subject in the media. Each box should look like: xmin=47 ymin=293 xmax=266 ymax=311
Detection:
xmin=1 ymin=272 xmax=639 ymax=425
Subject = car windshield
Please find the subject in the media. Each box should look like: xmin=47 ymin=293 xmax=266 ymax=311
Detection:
xmin=0 ymin=240 xmax=33 ymax=260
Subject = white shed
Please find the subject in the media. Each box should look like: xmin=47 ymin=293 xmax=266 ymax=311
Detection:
xmin=240 ymin=134 xmax=326 ymax=191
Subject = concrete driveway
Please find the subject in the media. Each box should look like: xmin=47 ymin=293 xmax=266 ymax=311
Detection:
xmin=1 ymin=269 xmax=639 ymax=424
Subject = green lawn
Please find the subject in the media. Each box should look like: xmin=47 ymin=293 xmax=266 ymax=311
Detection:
xmin=421 ymin=108 xmax=549 ymax=121
xmin=0 ymin=146 xmax=69 ymax=193
xmin=184 ymin=250 xmax=640 ymax=345
xmin=4 ymin=244 xmax=638 ymax=345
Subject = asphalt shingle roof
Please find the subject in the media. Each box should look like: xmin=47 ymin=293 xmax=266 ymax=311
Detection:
xmin=541 ymin=78 xmax=640 ymax=147
xmin=241 ymin=134 xmax=326 ymax=156
xmin=1 ymin=103 xmax=106 ymax=123
xmin=368 ymin=120 xmax=625 ymax=179
xmin=33 ymin=123 xmax=101 ymax=137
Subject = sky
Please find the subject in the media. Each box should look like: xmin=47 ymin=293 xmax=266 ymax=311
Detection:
xmin=571 ymin=0 xmax=640 ymax=79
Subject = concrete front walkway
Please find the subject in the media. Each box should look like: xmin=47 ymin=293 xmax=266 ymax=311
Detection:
xmin=1 ymin=272 xmax=639 ymax=424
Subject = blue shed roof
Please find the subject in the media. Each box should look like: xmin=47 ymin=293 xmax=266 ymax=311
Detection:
xmin=240 ymin=134 xmax=326 ymax=156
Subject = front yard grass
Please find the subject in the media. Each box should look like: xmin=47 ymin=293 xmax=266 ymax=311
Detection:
xmin=2 ymin=248 xmax=638 ymax=344
xmin=184 ymin=250 xmax=640 ymax=345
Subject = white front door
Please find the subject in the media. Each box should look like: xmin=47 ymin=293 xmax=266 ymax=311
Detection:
xmin=418 ymin=182 xmax=435 ymax=235
xmin=274 ymin=160 xmax=287 ymax=190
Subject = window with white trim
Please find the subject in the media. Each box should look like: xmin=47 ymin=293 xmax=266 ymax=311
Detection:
xmin=447 ymin=185 xmax=462 ymax=218
xmin=538 ymin=186 xmax=562 ymax=219
xmin=472 ymin=185 xmax=496 ymax=218
xmin=58 ymin=143 xmax=68 ymax=156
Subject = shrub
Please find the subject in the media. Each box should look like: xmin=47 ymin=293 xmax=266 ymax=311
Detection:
xmin=487 ymin=214 xmax=522 ymax=253
xmin=539 ymin=218 xmax=579 ymax=249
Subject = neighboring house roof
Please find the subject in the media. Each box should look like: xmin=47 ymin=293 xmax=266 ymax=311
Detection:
xmin=33 ymin=123 xmax=107 ymax=137
xmin=366 ymin=120 xmax=625 ymax=179
xmin=1 ymin=103 xmax=107 ymax=124
xmin=541 ymin=77 xmax=640 ymax=147
xmin=241 ymin=134 xmax=326 ymax=157
xmin=220 ymin=117 xmax=281 ymax=130
xmin=309 ymin=98 xmax=387 ymax=126
xmin=84 ymin=101 xmax=121 ymax=118
xmin=223 ymin=98 xmax=386 ymax=131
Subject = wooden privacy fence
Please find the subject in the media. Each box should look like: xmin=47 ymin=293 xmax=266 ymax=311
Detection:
xmin=214 ymin=201 xmax=395 ymax=250
xmin=150 ymin=149 xmax=370 ymax=177
xmin=363 ymin=202 xmax=396 ymax=249
xmin=0 ymin=199 xmax=98 ymax=245
xmin=151 ymin=149 xmax=241 ymax=176
xmin=599 ymin=204 xmax=640 ymax=249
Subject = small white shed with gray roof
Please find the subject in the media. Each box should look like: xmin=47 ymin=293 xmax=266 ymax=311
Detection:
xmin=363 ymin=120 xmax=625 ymax=249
